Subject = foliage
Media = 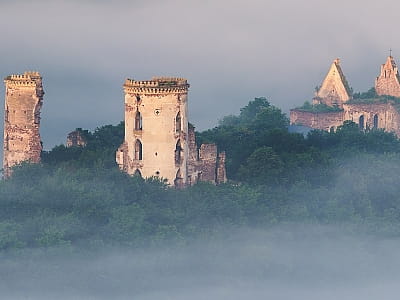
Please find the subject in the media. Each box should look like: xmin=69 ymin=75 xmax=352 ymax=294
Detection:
xmin=352 ymin=87 xmax=378 ymax=99
xmin=295 ymin=101 xmax=343 ymax=113
xmin=41 ymin=122 xmax=124 ymax=169
xmin=2 ymin=98 xmax=400 ymax=252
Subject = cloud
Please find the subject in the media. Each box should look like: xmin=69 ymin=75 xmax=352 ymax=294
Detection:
xmin=0 ymin=0 xmax=398 ymax=151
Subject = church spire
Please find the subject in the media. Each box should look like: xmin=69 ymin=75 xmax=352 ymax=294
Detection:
xmin=313 ymin=58 xmax=352 ymax=108
xmin=375 ymin=54 xmax=400 ymax=97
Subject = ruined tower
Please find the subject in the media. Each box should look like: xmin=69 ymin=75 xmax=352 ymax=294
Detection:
xmin=3 ymin=72 xmax=44 ymax=177
xmin=116 ymin=77 xmax=190 ymax=187
xmin=375 ymin=55 xmax=400 ymax=97
xmin=313 ymin=58 xmax=352 ymax=108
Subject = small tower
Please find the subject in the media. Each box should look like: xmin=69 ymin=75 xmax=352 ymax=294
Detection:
xmin=66 ymin=129 xmax=87 ymax=147
xmin=313 ymin=58 xmax=352 ymax=108
xmin=3 ymin=72 xmax=44 ymax=177
xmin=375 ymin=55 xmax=400 ymax=97
xmin=116 ymin=77 xmax=190 ymax=187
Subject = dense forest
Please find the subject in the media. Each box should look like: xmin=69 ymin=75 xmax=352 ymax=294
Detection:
xmin=2 ymin=97 xmax=400 ymax=251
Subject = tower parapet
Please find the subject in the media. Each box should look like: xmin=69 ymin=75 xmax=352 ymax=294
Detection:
xmin=123 ymin=77 xmax=189 ymax=94
xmin=3 ymin=71 xmax=44 ymax=177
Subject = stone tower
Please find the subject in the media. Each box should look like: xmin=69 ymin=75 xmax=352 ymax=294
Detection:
xmin=116 ymin=77 xmax=190 ymax=187
xmin=3 ymin=72 xmax=44 ymax=177
xmin=313 ymin=58 xmax=352 ymax=108
xmin=375 ymin=56 xmax=400 ymax=97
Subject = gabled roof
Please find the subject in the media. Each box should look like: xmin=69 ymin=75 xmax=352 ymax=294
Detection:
xmin=316 ymin=58 xmax=352 ymax=103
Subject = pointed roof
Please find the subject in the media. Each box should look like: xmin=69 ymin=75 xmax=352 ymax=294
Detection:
xmin=316 ymin=58 xmax=352 ymax=105
xmin=380 ymin=56 xmax=400 ymax=82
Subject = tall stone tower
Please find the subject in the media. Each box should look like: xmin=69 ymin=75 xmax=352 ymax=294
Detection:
xmin=3 ymin=72 xmax=44 ymax=177
xmin=375 ymin=55 xmax=400 ymax=97
xmin=313 ymin=58 xmax=352 ymax=108
xmin=116 ymin=77 xmax=190 ymax=187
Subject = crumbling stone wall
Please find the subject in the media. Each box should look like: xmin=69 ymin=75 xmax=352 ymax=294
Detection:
xmin=66 ymin=129 xmax=87 ymax=147
xmin=375 ymin=56 xmax=400 ymax=97
xmin=3 ymin=72 xmax=44 ymax=177
xmin=290 ymin=109 xmax=344 ymax=131
xmin=216 ymin=151 xmax=227 ymax=184
xmin=186 ymin=125 xmax=227 ymax=185
xmin=344 ymin=103 xmax=400 ymax=135
xmin=290 ymin=103 xmax=400 ymax=136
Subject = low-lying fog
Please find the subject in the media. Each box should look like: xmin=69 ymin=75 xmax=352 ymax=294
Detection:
xmin=1 ymin=225 xmax=399 ymax=300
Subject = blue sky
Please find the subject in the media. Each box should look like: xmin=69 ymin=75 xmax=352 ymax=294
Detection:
xmin=1 ymin=0 xmax=399 ymax=151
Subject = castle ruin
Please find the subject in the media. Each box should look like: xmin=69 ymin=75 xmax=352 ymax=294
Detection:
xmin=66 ymin=129 xmax=87 ymax=147
xmin=375 ymin=56 xmax=400 ymax=97
xmin=290 ymin=56 xmax=400 ymax=135
xmin=3 ymin=72 xmax=44 ymax=177
xmin=116 ymin=77 xmax=226 ymax=187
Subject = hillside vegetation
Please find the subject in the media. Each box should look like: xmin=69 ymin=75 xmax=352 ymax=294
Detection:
xmin=2 ymin=97 xmax=400 ymax=251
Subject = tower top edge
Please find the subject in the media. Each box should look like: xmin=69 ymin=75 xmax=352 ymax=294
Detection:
xmin=124 ymin=76 xmax=189 ymax=89
xmin=4 ymin=71 xmax=42 ymax=83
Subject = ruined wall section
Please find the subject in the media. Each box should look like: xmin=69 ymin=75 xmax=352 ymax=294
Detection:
xmin=66 ymin=129 xmax=87 ymax=147
xmin=290 ymin=109 xmax=344 ymax=131
xmin=186 ymin=125 xmax=227 ymax=185
xmin=375 ymin=56 xmax=400 ymax=97
xmin=216 ymin=151 xmax=227 ymax=184
xmin=198 ymin=144 xmax=218 ymax=183
xmin=343 ymin=102 xmax=400 ymax=135
xmin=3 ymin=72 xmax=44 ymax=177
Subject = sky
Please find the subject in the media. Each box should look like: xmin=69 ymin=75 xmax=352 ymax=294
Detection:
xmin=1 ymin=0 xmax=400 ymax=150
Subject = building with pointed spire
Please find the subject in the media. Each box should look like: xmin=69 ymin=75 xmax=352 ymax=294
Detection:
xmin=313 ymin=58 xmax=352 ymax=108
xmin=375 ymin=55 xmax=400 ymax=97
xmin=290 ymin=57 xmax=400 ymax=136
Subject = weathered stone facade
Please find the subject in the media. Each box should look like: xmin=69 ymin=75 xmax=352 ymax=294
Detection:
xmin=290 ymin=57 xmax=400 ymax=136
xmin=291 ymin=103 xmax=400 ymax=135
xmin=116 ymin=77 xmax=226 ymax=187
xmin=3 ymin=72 xmax=44 ymax=177
xmin=187 ymin=124 xmax=226 ymax=185
xmin=312 ymin=58 xmax=352 ymax=108
xmin=66 ymin=129 xmax=87 ymax=147
xmin=375 ymin=56 xmax=400 ymax=97
xmin=290 ymin=110 xmax=344 ymax=131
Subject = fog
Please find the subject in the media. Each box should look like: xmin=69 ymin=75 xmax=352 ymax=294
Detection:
xmin=2 ymin=225 xmax=400 ymax=299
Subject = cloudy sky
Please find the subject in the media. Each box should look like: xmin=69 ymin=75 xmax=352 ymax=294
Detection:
xmin=0 ymin=0 xmax=399 ymax=150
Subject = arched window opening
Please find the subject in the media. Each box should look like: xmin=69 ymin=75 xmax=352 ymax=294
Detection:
xmin=136 ymin=95 xmax=141 ymax=102
xmin=135 ymin=139 xmax=143 ymax=160
xmin=330 ymin=126 xmax=335 ymax=133
xmin=175 ymin=112 xmax=182 ymax=133
xmin=175 ymin=140 xmax=183 ymax=165
xmin=135 ymin=111 xmax=142 ymax=130
xmin=373 ymin=114 xmax=379 ymax=129
xmin=359 ymin=115 xmax=365 ymax=130
xmin=134 ymin=169 xmax=142 ymax=177
xmin=174 ymin=169 xmax=184 ymax=188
